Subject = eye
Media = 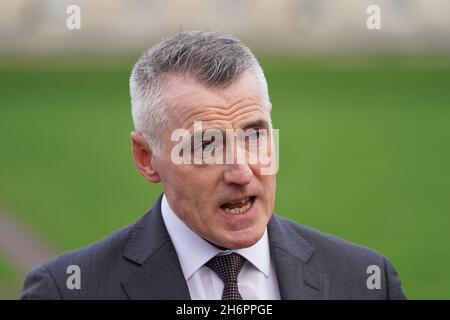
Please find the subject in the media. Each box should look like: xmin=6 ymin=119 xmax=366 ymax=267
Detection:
xmin=249 ymin=131 xmax=260 ymax=140
xmin=192 ymin=140 xmax=213 ymax=153
xmin=202 ymin=141 xmax=213 ymax=151
xmin=246 ymin=129 xmax=265 ymax=143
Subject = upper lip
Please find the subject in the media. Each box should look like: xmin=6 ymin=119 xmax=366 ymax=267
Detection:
xmin=220 ymin=195 xmax=256 ymax=207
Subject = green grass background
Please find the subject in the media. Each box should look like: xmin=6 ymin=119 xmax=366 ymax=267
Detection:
xmin=0 ymin=56 xmax=449 ymax=299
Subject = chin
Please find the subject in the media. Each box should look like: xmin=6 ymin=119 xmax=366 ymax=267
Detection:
xmin=222 ymin=228 xmax=265 ymax=249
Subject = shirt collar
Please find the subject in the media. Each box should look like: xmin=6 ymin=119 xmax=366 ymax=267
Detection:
xmin=161 ymin=194 xmax=271 ymax=280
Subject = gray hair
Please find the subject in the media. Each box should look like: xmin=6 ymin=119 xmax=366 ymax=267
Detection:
xmin=130 ymin=31 xmax=270 ymax=155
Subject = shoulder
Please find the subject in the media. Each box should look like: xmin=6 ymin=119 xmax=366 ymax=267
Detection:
xmin=46 ymin=222 xmax=134 ymax=270
xmin=21 ymin=223 xmax=136 ymax=299
xmin=21 ymin=195 xmax=168 ymax=300
xmin=273 ymin=215 xmax=386 ymax=263
xmin=270 ymin=215 xmax=406 ymax=299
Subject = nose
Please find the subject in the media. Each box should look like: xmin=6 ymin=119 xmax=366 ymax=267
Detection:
xmin=224 ymin=163 xmax=253 ymax=186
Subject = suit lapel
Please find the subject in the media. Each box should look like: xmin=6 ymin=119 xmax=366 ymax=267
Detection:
xmin=121 ymin=242 xmax=191 ymax=300
xmin=268 ymin=215 xmax=330 ymax=299
xmin=121 ymin=194 xmax=191 ymax=300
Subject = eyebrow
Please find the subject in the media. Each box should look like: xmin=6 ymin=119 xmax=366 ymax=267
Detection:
xmin=240 ymin=119 xmax=270 ymax=131
xmin=189 ymin=118 xmax=270 ymax=145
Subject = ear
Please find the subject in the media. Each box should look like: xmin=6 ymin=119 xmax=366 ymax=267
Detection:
xmin=130 ymin=131 xmax=161 ymax=183
xmin=267 ymin=102 xmax=272 ymax=113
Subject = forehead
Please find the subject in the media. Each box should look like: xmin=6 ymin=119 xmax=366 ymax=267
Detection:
xmin=162 ymin=71 xmax=267 ymax=129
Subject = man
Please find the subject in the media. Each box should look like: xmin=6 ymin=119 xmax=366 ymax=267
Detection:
xmin=20 ymin=31 xmax=406 ymax=300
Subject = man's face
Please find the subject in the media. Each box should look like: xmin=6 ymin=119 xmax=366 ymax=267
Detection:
xmin=151 ymin=71 xmax=276 ymax=249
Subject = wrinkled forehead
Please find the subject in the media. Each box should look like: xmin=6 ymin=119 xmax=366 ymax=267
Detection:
xmin=161 ymin=71 xmax=269 ymax=131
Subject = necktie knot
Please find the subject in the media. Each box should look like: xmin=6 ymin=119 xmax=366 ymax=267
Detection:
xmin=206 ymin=252 xmax=246 ymax=300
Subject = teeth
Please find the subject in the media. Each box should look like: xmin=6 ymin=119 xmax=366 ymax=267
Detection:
xmin=222 ymin=198 xmax=253 ymax=214
xmin=228 ymin=197 xmax=250 ymax=205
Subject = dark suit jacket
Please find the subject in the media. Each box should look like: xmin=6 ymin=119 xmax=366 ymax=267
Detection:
xmin=20 ymin=194 xmax=406 ymax=299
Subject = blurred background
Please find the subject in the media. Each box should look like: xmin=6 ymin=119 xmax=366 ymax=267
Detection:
xmin=0 ymin=0 xmax=449 ymax=299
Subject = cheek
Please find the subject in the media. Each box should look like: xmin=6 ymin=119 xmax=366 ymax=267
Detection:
xmin=257 ymin=174 xmax=276 ymax=204
xmin=162 ymin=164 xmax=223 ymax=200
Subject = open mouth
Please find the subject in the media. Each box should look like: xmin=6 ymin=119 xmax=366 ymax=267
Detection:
xmin=220 ymin=196 xmax=256 ymax=215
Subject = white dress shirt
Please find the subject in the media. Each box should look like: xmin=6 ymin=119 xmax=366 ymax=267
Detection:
xmin=161 ymin=194 xmax=281 ymax=300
